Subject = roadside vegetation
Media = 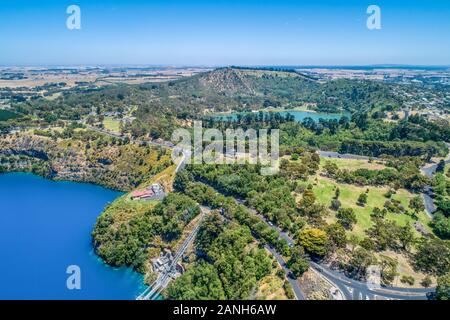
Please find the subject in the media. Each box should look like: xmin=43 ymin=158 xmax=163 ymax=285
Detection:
xmin=1 ymin=67 xmax=449 ymax=299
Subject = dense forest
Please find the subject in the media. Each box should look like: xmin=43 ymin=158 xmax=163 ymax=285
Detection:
xmin=167 ymin=217 xmax=275 ymax=300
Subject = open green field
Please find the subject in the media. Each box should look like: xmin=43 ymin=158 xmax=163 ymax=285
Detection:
xmin=308 ymin=176 xmax=430 ymax=238
xmin=319 ymin=157 xmax=386 ymax=171
xmin=103 ymin=117 xmax=121 ymax=133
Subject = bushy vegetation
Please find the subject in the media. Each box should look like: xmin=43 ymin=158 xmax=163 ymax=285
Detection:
xmin=186 ymin=152 xmax=320 ymax=234
xmin=167 ymin=214 xmax=274 ymax=300
xmin=92 ymin=193 xmax=200 ymax=273
xmin=323 ymin=159 xmax=428 ymax=191
xmin=176 ymin=176 xmax=292 ymax=256
xmin=3 ymin=66 xmax=449 ymax=294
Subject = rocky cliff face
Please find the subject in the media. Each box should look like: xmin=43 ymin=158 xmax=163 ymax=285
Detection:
xmin=0 ymin=133 xmax=170 ymax=191
xmin=198 ymin=67 xmax=257 ymax=95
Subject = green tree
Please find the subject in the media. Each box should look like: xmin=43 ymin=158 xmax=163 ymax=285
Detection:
xmin=436 ymin=274 xmax=450 ymax=300
xmin=366 ymin=219 xmax=402 ymax=251
xmin=357 ymin=193 xmax=368 ymax=207
xmin=167 ymin=262 xmax=225 ymax=300
xmin=334 ymin=187 xmax=341 ymax=200
xmin=380 ymin=255 xmax=398 ymax=286
xmin=360 ymin=237 xmax=376 ymax=251
xmin=436 ymin=160 xmax=446 ymax=173
xmin=298 ymin=228 xmax=329 ymax=257
xmin=371 ymin=207 xmax=387 ymax=220
xmin=330 ymin=199 xmax=341 ymax=211
xmin=195 ymin=213 xmax=225 ymax=254
xmin=400 ymin=275 xmax=415 ymax=286
xmin=323 ymin=161 xmax=339 ymax=177
xmin=287 ymin=247 xmax=309 ymax=278
xmin=346 ymin=247 xmax=376 ymax=279
xmin=409 ymin=196 xmax=425 ymax=218
xmin=414 ymin=238 xmax=450 ymax=276
xmin=298 ymin=188 xmax=316 ymax=208
xmin=421 ymin=276 xmax=432 ymax=288
xmin=398 ymin=224 xmax=415 ymax=251
xmin=436 ymin=199 xmax=450 ymax=216
xmin=431 ymin=213 xmax=450 ymax=239
xmin=336 ymin=208 xmax=357 ymax=230
xmin=326 ymin=223 xmax=347 ymax=249
xmin=173 ymin=171 xmax=192 ymax=192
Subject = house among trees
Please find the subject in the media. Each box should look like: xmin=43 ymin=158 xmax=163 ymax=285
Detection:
xmin=151 ymin=249 xmax=185 ymax=279
xmin=131 ymin=183 xmax=165 ymax=200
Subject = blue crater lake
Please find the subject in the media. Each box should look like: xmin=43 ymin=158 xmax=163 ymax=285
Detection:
xmin=214 ymin=110 xmax=347 ymax=122
xmin=0 ymin=173 xmax=146 ymax=300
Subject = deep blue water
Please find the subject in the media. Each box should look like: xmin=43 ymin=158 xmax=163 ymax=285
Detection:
xmin=215 ymin=110 xmax=346 ymax=122
xmin=0 ymin=173 xmax=146 ymax=300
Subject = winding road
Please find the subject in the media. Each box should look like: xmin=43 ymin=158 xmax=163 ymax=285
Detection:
xmin=236 ymin=196 xmax=432 ymax=300
xmin=265 ymin=246 xmax=306 ymax=300
xmin=87 ymin=126 xmax=440 ymax=300
xmin=420 ymin=147 xmax=450 ymax=217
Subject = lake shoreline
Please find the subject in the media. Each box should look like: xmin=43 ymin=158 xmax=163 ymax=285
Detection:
xmin=0 ymin=172 xmax=145 ymax=300
xmin=210 ymin=106 xmax=320 ymax=115
xmin=211 ymin=108 xmax=348 ymax=122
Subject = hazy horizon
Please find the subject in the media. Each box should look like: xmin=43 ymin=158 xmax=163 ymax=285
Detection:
xmin=1 ymin=64 xmax=450 ymax=69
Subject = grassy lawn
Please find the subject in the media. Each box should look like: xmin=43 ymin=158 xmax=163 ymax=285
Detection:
xmin=44 ymin=92 xmax=62 ymax=101
xmin=103 ymin=117 xmax=121 ymax=133
xmin=101 ymin=194 xmax=157 ymax=226
xmin=319 ymin=157 xmax=386 ymax=171
xmin=308 ymin=176 xmax=431 ymax=238
xmin=296 ymin=156 xmax=436 ymax=287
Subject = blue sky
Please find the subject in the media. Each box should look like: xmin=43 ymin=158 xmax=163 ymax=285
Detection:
xmin=0 ymin=0 xmax=449 ymax=66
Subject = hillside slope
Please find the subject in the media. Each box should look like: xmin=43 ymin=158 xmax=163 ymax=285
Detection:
xmin=10 ymin=67 xmax=401 ymax=139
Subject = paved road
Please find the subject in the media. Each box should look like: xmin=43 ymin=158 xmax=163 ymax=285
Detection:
xmin=420 ymin=157 xmax=450 ymax=217
xmin=422 ymin=191 xmax=437 ymax=218
xmin=310 ymin=262 xmax=430 ymax=300
xmin=234 ymin=196 xmax=432 ymax=300
xmin=265 ymin=246 xmax=306 ymax=300
xmin=318 ymin=151 xmax=379 ymax=161
xmin=208 ymin=203 xmax=306 ymax=300
xmin=420 ymin=160 xmax=450 ymax=179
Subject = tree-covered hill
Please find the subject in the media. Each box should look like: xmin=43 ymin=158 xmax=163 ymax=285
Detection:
xmin=9 ymin=67 xmax=402 ymax=139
